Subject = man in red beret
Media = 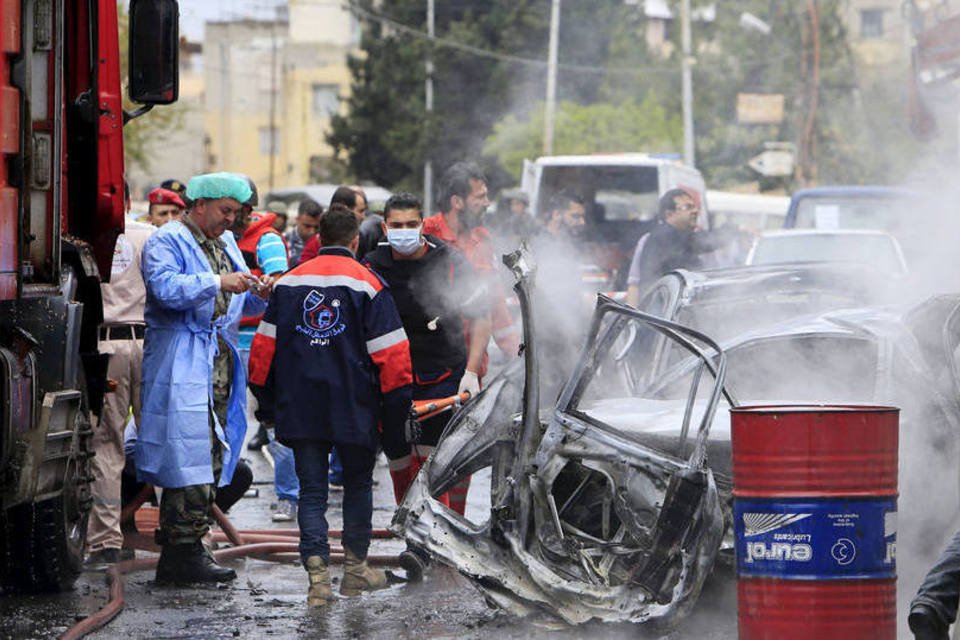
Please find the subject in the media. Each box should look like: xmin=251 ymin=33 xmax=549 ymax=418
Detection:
xmin=146 ymin=187 xmax=186 ymax=228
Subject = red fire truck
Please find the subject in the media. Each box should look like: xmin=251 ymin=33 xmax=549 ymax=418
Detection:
xmin=0 ymin=0 xmax=178 ymax=591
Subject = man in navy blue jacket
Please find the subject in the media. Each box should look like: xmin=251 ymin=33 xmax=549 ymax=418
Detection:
xmin=249 ymin=205 xmax=413 ymax=606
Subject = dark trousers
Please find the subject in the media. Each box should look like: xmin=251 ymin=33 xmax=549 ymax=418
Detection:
xmin=292 ymin=441 xmax=376 ymax=566
xmin=913 ymin=527 xmax=960 ymax=628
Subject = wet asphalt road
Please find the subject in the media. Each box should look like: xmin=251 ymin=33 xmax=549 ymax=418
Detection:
xmin=0 ymin=418 xmax=740 ymax=640
xmin=3 ymin=381 xmax=942 ymax=640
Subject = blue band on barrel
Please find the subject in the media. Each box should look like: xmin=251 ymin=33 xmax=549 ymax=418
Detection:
xmin=734 ymin=498 xmax=897 ymax=579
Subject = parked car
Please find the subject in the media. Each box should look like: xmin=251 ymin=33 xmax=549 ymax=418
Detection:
xmin=745 ymin=229 xmax=908 ymax=275
xmin=783 ymin=186 xmax=914 ymax=231
xmin=396 ymin=252 xmax=960 ymax=629
xmin=705 ymin=189 xmax=789 ymax=233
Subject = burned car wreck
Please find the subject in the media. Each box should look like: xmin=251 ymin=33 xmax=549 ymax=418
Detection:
xmin=393 ymin=248 xmax=734 ymax=627
xmin=393 ymin=251 xmax=960 ymax=628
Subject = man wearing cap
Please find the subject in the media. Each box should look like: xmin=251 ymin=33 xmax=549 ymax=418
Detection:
xmin=146 ymin=187 xmax=186 ymax=228
xmin=160 ymin=178 xmax=187 ymax=198
xmin=266 ymin=201 xmax=290 ymax=233
xmin=138 ymin=172 xmax=271 ymax=584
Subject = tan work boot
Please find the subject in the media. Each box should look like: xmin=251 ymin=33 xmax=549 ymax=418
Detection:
xmin=305 ymin=556 xmax=332 ymax=606
xmin=340 ymin=548 xmax=387 ymax=596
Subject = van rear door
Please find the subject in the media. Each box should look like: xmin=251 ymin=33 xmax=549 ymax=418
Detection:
xmin=521 ymin=159 xmax=541 ymax=215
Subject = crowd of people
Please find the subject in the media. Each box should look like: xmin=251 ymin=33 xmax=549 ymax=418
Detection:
xmin=83 ymin=163 xmax=722 ymax=605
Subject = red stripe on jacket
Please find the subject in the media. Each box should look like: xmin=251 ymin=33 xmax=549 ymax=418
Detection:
xmin=371 ymin=340 xmax=413 ymax=394
xmin=249 ymin=330 xmax=276 ymax=386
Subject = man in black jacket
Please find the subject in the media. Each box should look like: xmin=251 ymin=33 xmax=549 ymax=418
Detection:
xmin=363 ymin=193 xmax=490 ymax=518
xmin=625 ymin=188 xmax=711 ymax=306
xmin=909 ymin=533 xmax=960 ymax=639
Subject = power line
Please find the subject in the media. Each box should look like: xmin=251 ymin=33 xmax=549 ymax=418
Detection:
xmin=342 ymin=0 xmax=680 ymax=77
xmin=340 ymin=0 xmax=861 ymax=79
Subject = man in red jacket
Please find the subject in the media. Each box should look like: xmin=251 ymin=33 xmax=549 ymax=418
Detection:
xmin=249 ymin=207 xmax=412 ymax=606
xmin=423 ymin=162 xmax=520 ymax=385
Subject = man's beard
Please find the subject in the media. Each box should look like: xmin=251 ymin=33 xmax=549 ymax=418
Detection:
xmin=460 ymin=207 xmax=483 ymax=230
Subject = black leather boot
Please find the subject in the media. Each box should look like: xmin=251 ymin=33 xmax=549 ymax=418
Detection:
xmin=246 ymin=424 xmax=268 ymax=450
xmin=156 ymin=541 xmax=237 ymax=584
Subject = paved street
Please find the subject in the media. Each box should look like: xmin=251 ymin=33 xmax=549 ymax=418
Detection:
xmin=0 ymin=408 xmax=743 ymax=640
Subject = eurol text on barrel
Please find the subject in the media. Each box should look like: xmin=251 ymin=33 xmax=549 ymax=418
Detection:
xmin=731 ymin=405 xmax=899 ymax=640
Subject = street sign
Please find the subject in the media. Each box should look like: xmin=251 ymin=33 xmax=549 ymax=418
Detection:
xmin=737 ymin=93 xmax=785 ymax=125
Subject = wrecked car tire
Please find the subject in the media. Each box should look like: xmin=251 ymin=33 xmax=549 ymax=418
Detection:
xmin=398 ymin=548 xmax=429 ymax=583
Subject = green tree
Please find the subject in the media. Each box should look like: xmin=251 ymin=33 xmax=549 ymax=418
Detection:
xmin=484 ymin=93 xmax=681 ymax=177
xmin=328 ymin=0 xmax=629 ymax=192
xmin=690 ymin=0 xmax=923 ymax=188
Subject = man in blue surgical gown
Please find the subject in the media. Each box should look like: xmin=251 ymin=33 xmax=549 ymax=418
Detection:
xmin=138 ymin=172 xmax=271 ymax=584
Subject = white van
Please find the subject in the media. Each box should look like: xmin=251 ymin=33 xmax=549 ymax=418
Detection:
xmin=521 ymin=153 xmax=706 ymax=288
xmin=705 ymin=190 xmax=789 ymax=232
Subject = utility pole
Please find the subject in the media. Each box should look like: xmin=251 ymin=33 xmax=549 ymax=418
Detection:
xmin=219 ymin=40 xmax=230 ymax=171
xmin=795 ymin=0 xmax=820 ymax=187
xmin=681 ymin=0 xmax=695 ymax=166
xmin=268 ymin=16 xmax=278 ymax=193
xmin=543 ymin=0 xmax=561 ymax=155
xmin=424 ymin=0 xmax=435 ymax=214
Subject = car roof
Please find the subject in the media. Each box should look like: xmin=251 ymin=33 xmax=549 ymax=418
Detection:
xmin=790 ymin=185 xmax=917 ymax=200
xmin=663 ymin=263 xmax=891 ymax=308
xmin=533 ymin=153 xmax=685 ymax=167
xmin=264 ymin=184 xmax=393 ymax=206
xmin=758 ymin=228 xmax=898 ymax=239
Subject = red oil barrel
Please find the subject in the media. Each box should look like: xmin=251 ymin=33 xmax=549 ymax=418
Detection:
xmin=731 ymin=405 xmax=899 ymax=640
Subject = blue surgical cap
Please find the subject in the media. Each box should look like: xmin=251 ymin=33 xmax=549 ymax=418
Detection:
xmin=185 ymin=172 xmax=253 ymax=204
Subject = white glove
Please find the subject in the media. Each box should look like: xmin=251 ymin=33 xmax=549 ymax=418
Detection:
xmin=458 ymin=370 xmax=480 ymax=399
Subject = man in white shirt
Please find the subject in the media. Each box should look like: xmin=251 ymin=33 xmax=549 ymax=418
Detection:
xmin=84 ymin=218 xmax=155 ymax=568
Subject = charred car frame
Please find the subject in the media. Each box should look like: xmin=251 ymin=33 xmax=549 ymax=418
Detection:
xmin=393 ymin=253 xmax=960 ymax=628
xmin=394 ymin=248 xmax=734 ymax=627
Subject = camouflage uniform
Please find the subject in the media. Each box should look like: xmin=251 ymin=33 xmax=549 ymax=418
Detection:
xmin=158 ymin=216 xmax=234 ymax=544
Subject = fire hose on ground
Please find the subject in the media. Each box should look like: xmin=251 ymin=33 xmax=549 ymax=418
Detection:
xmin=60 ymin=506 xmax=401 ymax=640
xmin=61 ymin=392 xmax=469 ymax=640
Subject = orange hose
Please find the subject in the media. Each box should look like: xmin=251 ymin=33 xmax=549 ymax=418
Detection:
xmin=412 ymin=392 xmax=470 ymax=419
xmin=231 ymin=528 xmax=394 ymax=539
xmin=60 ymin=535 xmax=401 ymax=639
xmin=212 ymin=504 xmax=245 ymax=546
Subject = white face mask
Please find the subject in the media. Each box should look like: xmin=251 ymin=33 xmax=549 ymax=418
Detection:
xmin=386 ymin=227 xmax=423 ymax=255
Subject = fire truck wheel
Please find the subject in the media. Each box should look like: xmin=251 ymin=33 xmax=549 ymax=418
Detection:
xmin=0 ymin=487 xmax=89 ymax=593
xmin=0 ymin=414 xmax=92 ymax=592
